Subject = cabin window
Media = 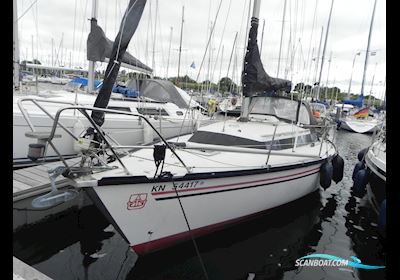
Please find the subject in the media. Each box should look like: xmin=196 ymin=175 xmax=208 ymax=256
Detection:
xmin=137 ymin=108 xmax=169 ymax=116
xmin=295 ymin=134 xmax=314 ymax=146
xmin=106 ymin=106 xmax=132 ymax=113
xmin=249 ymin=97 xmax=311 ymax=124
xmin=188 ymin=131 xmax=313 ymax=150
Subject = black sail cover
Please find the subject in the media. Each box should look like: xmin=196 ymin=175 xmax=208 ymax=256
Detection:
xmin=91 ymin=0 xmax=147 ymax=126
xmin=242 ymin=17 xmax=292 ymax=97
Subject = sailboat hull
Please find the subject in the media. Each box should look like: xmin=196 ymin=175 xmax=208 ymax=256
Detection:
xmin=89 ymin=162 xmax=323 ymax=254
xmin=340 ymin=119 xmax=382 ymax=134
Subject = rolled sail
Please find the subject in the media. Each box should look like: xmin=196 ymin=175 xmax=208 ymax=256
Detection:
xmin=242 ymin=17 xmax=291 ymax=97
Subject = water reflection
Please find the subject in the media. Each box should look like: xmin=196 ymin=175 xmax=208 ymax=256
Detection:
xmin=128 ymin=191 xmax=322 ymax=280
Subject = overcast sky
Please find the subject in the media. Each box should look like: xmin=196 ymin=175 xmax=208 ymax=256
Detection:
xmin=15 ymin=0 xmax=386 ymax=98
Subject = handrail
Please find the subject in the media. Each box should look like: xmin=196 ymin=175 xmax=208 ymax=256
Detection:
xmin=17 ymin=98 xmax=80 ymax=141
xmin=47 ymin=106 xmax=191 ymax=173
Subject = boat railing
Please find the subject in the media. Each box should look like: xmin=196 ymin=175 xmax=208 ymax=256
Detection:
xmin=47 ymin=105 xmax=191 ymax=174
xmin=17 ymin=98 xmax=191 ymax=174
xmin=17 ymin=98 xmax=336 ymax=177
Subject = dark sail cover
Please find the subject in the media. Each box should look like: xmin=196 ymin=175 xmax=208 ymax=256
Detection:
xmin=91 ymin=0 xmax=147 ymax=126
xmin=242 ymin=17 xmax=291 ymax=97
xmin=87 ymin=19 xmax=152 ymax=73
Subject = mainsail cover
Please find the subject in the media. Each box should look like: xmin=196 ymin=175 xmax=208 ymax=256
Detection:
xmin=91 ymin=0 xmax=147 ymax=126
xmin=242 ymin=17 xmax=291 ymax=96
xmin=87 ymin=18 xmax=152 ymax=74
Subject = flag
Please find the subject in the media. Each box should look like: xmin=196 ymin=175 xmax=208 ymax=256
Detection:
xmin=190 ymin=61 xmax=196 ymax=69
xmin=353 ymin=107 xmax=369 ymax=118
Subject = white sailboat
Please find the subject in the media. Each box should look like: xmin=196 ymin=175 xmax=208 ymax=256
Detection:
xmin=337 ymin=0 xmax=383 ymax=134
xmin=14 ymin=89 xmax=205 ymax=168
xmin=338 ymin=106 xmax=383 ymax=133
xmin=27 ymin=0 xmax=344 ymax=254
xmin=13 ymin=0 xmax=209 ymax=168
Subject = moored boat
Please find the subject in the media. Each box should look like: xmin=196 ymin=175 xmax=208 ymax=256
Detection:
xmin=26 ymin=0 xmax=344 ymax=255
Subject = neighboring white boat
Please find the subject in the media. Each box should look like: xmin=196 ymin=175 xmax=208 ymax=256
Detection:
xmin=365 ymin=128 xmax=386 ymax=214
xmin=352 ymin=125 xmax=386 ymax=235
xmin=218 ymin=96 xmax=242 ymax=115
xmin=338 ymin=107 xmax=383 ymax=133
xmin=14 ymin=89 xmax=207 ymax=168
xmin=339 ymin=117 xmax=382 ymax=134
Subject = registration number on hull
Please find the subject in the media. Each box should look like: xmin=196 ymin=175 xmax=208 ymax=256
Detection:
xmin=151 ymin=180 xmax=203 ymax=193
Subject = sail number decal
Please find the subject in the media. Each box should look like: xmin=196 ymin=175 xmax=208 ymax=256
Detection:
xmin=151 ymin=180 xmax=203 ymax=193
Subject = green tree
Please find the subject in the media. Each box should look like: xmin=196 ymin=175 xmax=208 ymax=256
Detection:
xmin=218 ymin=77 xmax=237 ymax=93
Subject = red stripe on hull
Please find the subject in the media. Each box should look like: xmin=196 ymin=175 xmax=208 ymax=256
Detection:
xmin=152 ymin=166 xmax=320 ymax=196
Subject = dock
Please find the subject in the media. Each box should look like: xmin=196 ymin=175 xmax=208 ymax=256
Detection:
xmin=13 ymin=157 xmax=87 ymax=232
xmin=13 ymin=158 xmax=81 ymax=202
xmin=13 ymin=256 xmax=53 ymax=280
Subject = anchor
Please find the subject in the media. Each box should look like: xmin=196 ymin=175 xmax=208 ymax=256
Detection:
xmin=31 ymin=166 xmax=79 ymax=209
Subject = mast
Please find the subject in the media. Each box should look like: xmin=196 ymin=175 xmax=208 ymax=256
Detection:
xmin=260 ymin=19 xmax=265 ymax=56
xmin=241 ymin=0 xmax=252 ymax=87
xmin=324 ymin=51 xmax=332 ymax=100
xmin=166 ymin=26 xmax=173 ymax=78
xmin=217 ymin=44 xmax=224 ymax=93
xmin=277 ymin=0 xmax=287 ymax=77
xmin=312 ymin=26 xmax=323 ymax=99
xmin=368 ymin=62 xmax=378 ymax=106
xmin=347 ymin=51 xmax=360 ymax=99
xmin=360 ymin=0 xmax=378 ymax=96
xmin=177 ymin=6 xmax=184 ymax=84
xmin=226 ymin=32 xmax=238 ymax=79
xmin=316 ymin=0 xmax=334 ymax=100
xmin=241 ymin=0 xmax=261 ymax=119
xmin=88 ymin=0 xmax=98 ymax=93
xmin=13 ymin=0 xmax=20 ymax=90
xmin=152 ymin=0 xmax=158 ymax=76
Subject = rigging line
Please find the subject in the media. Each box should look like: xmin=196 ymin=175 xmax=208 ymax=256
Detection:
xmin=77 ymin=0 xmax=89 ymax=65
xmin=104 ymin=0 xmax=108 ymax=34
xmin=176 ymin=0 xmax=223 ymax=143
xmin=303 ymin=0 xmax=318 ymax=85
xmin=35 ymin=0 xmax=39 ymax=61
xmin=211 ymin=0 xmax=233 ymax=83
xmin=194 ymin=0 xmax=223 ymax=83
xmin=156 ymin=2 xmax=166 ymax=75
xmin=170 ymin=176 xmax=210 ymax=280
xmin=144 ymin=0 xmax=152 ymax=65
xmin=16 ymin=0 xmax=40 ymax=22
